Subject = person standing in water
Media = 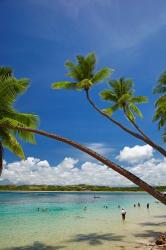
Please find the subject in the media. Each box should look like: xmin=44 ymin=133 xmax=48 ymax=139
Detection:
xmin=121 ymin=208 xmax=126 ymax=221
xmin=147 ymin=203 xmax=149 ymax=209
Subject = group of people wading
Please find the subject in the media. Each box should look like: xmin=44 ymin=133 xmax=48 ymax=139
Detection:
xmin=120 ymin=202 xmax=150 ymax=221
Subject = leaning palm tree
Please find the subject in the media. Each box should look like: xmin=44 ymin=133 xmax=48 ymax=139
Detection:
xmin=1 ymin=66 xmax=166 ymax=205
xmin=0 ymin=66 xmax=38 ymax=175
xmin=52 ymin=53 xmax=166 ymax=157
xmin=100 ymin=78 xmax=161 ymax=142
xmin=153 ymin=71 xmax=166 ymax=142
xmin=100 ymin=78 xmax=147 ymax=132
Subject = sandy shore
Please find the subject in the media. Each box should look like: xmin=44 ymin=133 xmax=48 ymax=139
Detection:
xmin=0 ymin=192 xmax=165 ymax=250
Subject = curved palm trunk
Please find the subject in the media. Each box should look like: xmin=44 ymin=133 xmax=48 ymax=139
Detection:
xmin=0 ymin=141 xmax=3 ymax=176
xmin=86 ymin=90 xmax=166 ymax=157
xmin=124 ymin=112 xmax=166 ymax=157
xmin=127 ymin=115 xmax=151 ymax=139
xmin=6 ymin=125 xmax=166 ymax=205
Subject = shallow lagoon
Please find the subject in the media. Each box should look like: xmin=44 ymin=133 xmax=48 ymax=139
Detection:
xmin=0 ymin=192 xmax=165 ymax=249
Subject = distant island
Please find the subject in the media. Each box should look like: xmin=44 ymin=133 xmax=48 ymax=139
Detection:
xmin=0 ymin=184 xmax=166 ymax=192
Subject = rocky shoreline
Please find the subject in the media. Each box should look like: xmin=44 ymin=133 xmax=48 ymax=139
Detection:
xmin=143 ymin=234 xmax=166 ymax=250
xmin=151 ymin=234 xmax=166 ymax=250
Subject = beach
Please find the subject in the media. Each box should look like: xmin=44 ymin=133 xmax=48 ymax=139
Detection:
xmin=0 ymin=191 xmax=165 ymax=250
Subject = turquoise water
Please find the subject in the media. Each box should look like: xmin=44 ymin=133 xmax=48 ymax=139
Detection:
xmin=0 ymin=192 xmax=165 ymax=249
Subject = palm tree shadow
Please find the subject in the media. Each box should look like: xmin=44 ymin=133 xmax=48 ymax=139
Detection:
xmin=67 ymin=233 xmax=124 ymax=246
xmin=133 ymin=230 xmax=162 ymax=240
xmin=4 ymin=241 xmax=66 ymax=250
xmin=154 ymin=215 xmax=166 ymax=218
xmin=139 ymin=221 xmax=166 ymax=226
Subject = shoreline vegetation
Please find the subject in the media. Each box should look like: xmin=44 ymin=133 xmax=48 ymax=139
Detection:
xmin=0 ymin=184 xmax=166 ymax=192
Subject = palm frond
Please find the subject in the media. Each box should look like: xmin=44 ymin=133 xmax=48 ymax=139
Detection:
xmin=0 ymin=141 xmax=3 ymax=175
xmin=124 ymin=107 xmax=135 ymax=122
xmin=0 ymin=66 xmax=13 ymax=78
xmin=103 ymin=104 xmax=119 ymax=116
xmin=163 ymin=130 xmax=166 ymax=142
xmin=129 ymin=103 xmax=143 ymax=118
xmin=153 ymin=85 xmax=166 ymax=94
xmin=6 ymin=110 xmax=39 ymax=128
xmin=153 ymin=70 xmax=166 ymax=139
xmin=131 ymin=96 xmax=148 ymax=104
xmin=0 ymin=128 xmax=25 ymax=159
xmin=0 ymin=117 xmax=37 ymax=144
xmin=52 ymin=81 xmax=78 ymax=90
xmin=92 ymin=68 xmax=113 ymax=84
xmin=100 ymin=90 xmax=117 ymax=102
xmin=118 ymin=93 xmax=131 ymax=106
xmin=158 ymin=71 xmax=166 ymax=85
xmin=155 ymin=95 xmax=166 ymax=107
xmin=0 ymin=77 xmax=29 ymax=108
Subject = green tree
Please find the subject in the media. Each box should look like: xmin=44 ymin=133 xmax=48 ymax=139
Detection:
xmin=0 ymin=66 xmax=38 ymax=175
xmin=52 ymin=53 xmax=166 ymax=157
xmin=100 ymin=77 xmax=166 ymax=154
xmin=100 ymin=78 xmax=147 ymax=130
xmin=52 ymin=53 xmax=112 ymax=90
xmin=153 ymin=71 xmax=166 ymax=142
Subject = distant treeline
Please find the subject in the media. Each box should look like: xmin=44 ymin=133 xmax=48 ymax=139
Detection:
xmin=0 ymin=184 xmax=166 ymax=192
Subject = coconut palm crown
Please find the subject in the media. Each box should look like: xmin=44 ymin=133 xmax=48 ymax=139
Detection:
xmin=52 ymin=53 xmax=113 ymax=91
xmin=100 ymin=78 xmax=148 ymax=122
xmin=0 ymin=66 xmax=39 ymax=175
xmin=153 ymin=71 xmax=166 ymax=141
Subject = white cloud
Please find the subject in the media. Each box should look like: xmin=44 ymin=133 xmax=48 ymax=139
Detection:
xmin=128 ymin=157 xmax=166 ymax=186
xmin=116 ymin=145 xmax=154 ymax=164
xmin=71 ymin=142 xmax=113 ymax=162
xmin=0 ymin=152 xmax=166 ymax=186
xmin=86 ymin=142 xmax=113 ymax=155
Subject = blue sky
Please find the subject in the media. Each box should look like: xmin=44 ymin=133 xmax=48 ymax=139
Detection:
xmin=1 ymin=0 xmax=166 ymax=167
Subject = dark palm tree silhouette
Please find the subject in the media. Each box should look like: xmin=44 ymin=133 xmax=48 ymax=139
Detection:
xmin=68 ymin=233 xmax=124 ymax=245
xmin=4 ymin=241 xmax=65 ymax=250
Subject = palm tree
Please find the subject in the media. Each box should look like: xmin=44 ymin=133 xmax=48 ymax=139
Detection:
xmin=100 ymin=78 xmax=165 ymax=146
xmin=100 ymin=78 xmax=147 ymax=131
xmin=52 ymin=53 xmax=112 ymax=90
xmin=0 ymin=66 xmax=38 ymax=175
xmin=153 ymin=71 xmax=166 ymax=142
xmin=52 ymin=53 xmax=166 ymax=157
xmin=1 ymin=66 xmax=166 ymax=205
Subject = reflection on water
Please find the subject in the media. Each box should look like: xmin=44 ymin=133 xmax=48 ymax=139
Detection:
xmin=0 ymin=192 xmax=165 ymax=250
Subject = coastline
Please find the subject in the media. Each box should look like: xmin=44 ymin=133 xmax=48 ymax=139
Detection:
xmin=0 ymin=190 xmax=149 ymax=193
